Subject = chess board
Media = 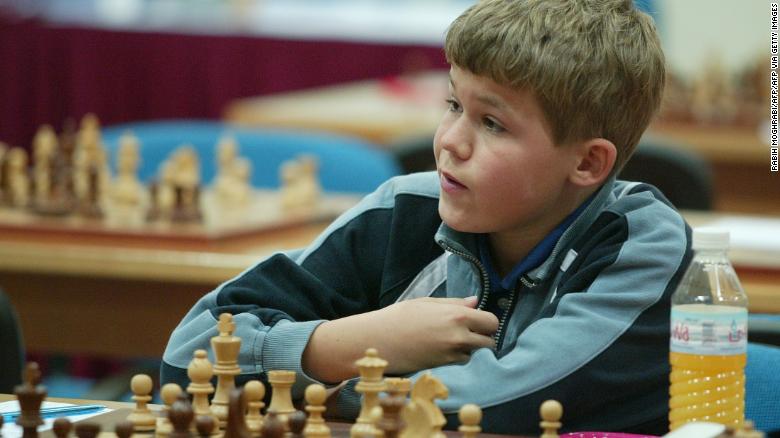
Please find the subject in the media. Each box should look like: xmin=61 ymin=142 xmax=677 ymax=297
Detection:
xmin=0 ymin=190 xmax=361 ymax=244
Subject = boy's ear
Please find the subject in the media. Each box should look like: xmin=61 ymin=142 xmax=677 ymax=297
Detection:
xmin=569 ymin=138 xmax=617 ymax=187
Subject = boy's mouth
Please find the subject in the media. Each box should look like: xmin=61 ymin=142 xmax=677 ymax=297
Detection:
xmin=441 ymin=171 xmax=467 ymax=192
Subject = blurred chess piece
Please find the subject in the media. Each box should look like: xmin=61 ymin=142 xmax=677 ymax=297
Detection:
xmin=539 ymin=400 xmax=563 ymax=438
xmin=158 ymin=383 xmax=184 ymax=438
xmin=147 ymin=160 xmax=176 ymax=221
xmin=73 ymin=114 xmax=110 ymax=218
xmin=457 ymin=404 xmax=481 ymax=438
xmin=351 ymin=349 xmax=387 ymax=438
xmin=280 ymin=155 xmax=320 ymax=212
xmin=690 ymin=56 xmax=738 ymax=126
xmin=213 ymin=136 xmax=252 ymax=207
xmin=111 ymin=131 xmax=144 ymax=210
xmin=170 ymin=146 xmax=202 ymax=222
xmin=303 ymin=384 xmax=330 ymax=438
xmin=399 ymin=373 xmax=448 ymax=438
xmin=267 ymin=370 xmax=296 ymax=427
xmin=210 ymin=313 xmax=241 ymax=428
xmin=31 ymin=124 xmax=75 ymax=215
xmin=244 ymin=380 xmax=265 ymax=436
xmin=6 ymin=148 xmax=30 ymax=208
xmin=14 ymin=362 xmax=46 ymax=438
xmin=32 ymin=125 xmax=57 ymax=209
xmin=187 ymin=350 xmax=220 ymax=435
xmin=127 ymin=374 xmax=156 ymax=432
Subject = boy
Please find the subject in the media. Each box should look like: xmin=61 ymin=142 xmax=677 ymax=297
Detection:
xmin=163 ymin=0 xmax=689 ymax=434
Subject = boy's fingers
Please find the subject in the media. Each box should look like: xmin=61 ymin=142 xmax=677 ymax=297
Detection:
xmin=464 ymin=332 xmax=496 ymax=351
xmin=467 ymin=311 xmax=499 ymax=335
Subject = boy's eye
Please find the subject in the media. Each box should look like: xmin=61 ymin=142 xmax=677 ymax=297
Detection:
xmin=483 ymin=117 xmax=505 ymax=133
xmin=445 ymin=98 xmax=462 ymax=113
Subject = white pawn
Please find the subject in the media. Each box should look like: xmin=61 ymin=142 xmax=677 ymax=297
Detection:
xmin=156 ymin=383 xmax=182 ymax=438
xmin=539 ymin=400 xmax=563 ymax=438
xmin=127 ymin=374 xmax=156 ymax=432
xmin=458 ymin=404 xmax=481 ymax=438
xmin=303 ymin=384 xmax=330 ymax=438
xmin=244 ymin=380 xmax=265 ymax=437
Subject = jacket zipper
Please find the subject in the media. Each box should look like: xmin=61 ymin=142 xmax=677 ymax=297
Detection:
xmin=440 ymin=242 xmax=540 ymax=348
xmin=439 ymin=242 xmax=491 ymax=309
xmin=494 ymin=276 xmax=537 ymax=350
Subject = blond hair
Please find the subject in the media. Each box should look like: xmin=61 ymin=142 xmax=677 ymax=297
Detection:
xmin=445 ymin=0 xmax=665 ymax=172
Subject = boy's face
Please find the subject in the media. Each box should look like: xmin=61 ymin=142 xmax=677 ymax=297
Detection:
xmin=434 ymin=66 xmax=581 ymax=236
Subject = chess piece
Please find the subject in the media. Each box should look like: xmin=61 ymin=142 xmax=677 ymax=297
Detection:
xmin=384 ymin=378 xmax=411 ymax=400
xmin=244 ymin=380 xmax=266 ymax=437
xmin=170 ymin=146 xmax=202 ymax=222
xmin=114 ymin=420 xmax=134 ymax=438
xmin=147 ymin=160 xmax=176 ymax=221
xmin=210 ymin=313 xmax=241 ymax=428
xmin=111 ymin=131 xmax=144 ymax=209
xmin=267 ymin=370 xmax=296 ymax=427
xmin=350 ymin=348 xmax=387 ymax=438
xmin=259 ymin=412 xmax=284 ymax=438
xmin=539 ymin=400 xmax=563 ymax=438
xmin=158 ymin=383 xmax=184 ymax=438
xmin=213 ymin=136 xmax=252 ymax=206
xmin=127 ymin=374 xmax=156 ymax=432
xmin=73 ymin=113 xmax=109 ymax=218
xmin=377 ymin=395 xmax=406 ymax=438
xmin=32 ymin=125 xmax=58 ymax=210
xmin=287 ymin=411 xmax=307 ymax=438
xmin=303 ymin=384 xmax=330 ymax=438
xmin=280 ymin=155 xmax=320 ymax=211
xmin=223 ymin=388 xmax=251 ymax=438
xmin=457 ymin=404 xmax=481 ymax=438
xmin=14 ymin=362 xmax=46 ymax=438
xmin=399 ymin=373 xmax=448 ymax=438
xmin=169 ymin=393 xmax=195 ymax=438
xmin=73 ymin=423 xmax=100 ymax=438
xmin=187 ymin=350 xmax=219 ymax=434
xmin=53 ymin=418 xmax=72 ymax=438
xmin=196 ymin=416 xmax=217 ymax=438
xmin=6 ymin=148 xmax=30 ymax=208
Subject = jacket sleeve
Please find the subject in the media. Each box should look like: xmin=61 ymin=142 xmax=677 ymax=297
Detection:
xmin=430 ymin=197 xmax=691 ymax=435
xmin=160 ymin=180 xmax=401 ymax=396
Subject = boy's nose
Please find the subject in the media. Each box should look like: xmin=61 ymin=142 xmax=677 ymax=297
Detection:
xmin=439 ymin=119 xmax=473 ymax=161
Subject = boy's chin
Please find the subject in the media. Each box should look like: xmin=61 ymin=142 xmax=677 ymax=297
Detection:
xmin=439 ymin=205 xmax=484 ymax=233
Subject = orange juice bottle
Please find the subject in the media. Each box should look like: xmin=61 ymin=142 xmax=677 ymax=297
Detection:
xmin=669 ymin=228 xmax=748 ymax=431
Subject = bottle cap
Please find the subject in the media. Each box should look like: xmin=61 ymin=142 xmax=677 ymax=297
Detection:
xmin=692 ymin=227 xmax=730 ymax=251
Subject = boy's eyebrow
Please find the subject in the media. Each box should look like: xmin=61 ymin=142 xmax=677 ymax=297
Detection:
xmin=449 ymin=75 xmax=508 ymax=111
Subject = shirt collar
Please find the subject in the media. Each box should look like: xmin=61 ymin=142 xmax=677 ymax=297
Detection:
xmin=478 ymin=194 xmax=594 ymax=291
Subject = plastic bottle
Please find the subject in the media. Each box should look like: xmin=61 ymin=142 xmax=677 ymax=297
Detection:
xmin=669 ymin=228 xmax=748 ymax=431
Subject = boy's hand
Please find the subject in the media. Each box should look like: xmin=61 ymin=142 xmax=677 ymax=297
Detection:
xmin=302 ymin=296 xmax=498 ymax=383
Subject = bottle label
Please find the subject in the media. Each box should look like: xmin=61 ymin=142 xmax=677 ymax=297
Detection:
xmin=670 ymin=305 xmax=747 ymax=355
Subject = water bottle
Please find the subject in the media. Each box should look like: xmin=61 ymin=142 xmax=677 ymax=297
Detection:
xmin=669 ymin=228 xmax=748 ymax=431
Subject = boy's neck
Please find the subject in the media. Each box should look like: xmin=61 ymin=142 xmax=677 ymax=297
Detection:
xmin=487 ymin=187 xmax=596 ymax=277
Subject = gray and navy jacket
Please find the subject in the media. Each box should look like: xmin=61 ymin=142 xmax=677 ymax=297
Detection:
xmin=162 ymin=172 xmax=691 ymax=436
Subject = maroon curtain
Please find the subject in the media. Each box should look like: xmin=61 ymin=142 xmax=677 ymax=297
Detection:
xmin=0 ymin=11 xmax=447 ymax=149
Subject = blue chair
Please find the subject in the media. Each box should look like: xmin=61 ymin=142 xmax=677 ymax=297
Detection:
xmin=101 ymin=120 xmax=402 ymax=193
xmin=746 ymin=342 xmax=780 ymax=434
